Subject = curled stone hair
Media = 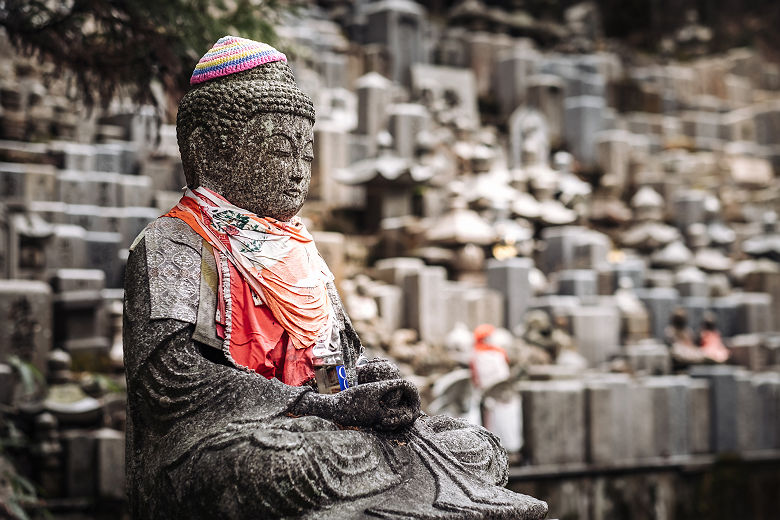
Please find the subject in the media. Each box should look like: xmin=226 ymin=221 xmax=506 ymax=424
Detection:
xmin=176 ymin=60 xmax=315 ymax=187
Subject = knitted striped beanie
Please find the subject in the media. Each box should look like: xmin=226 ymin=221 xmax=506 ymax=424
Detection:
xmin=190 ymin=36 xmax=288 ymax=85
xmin=177 ymin=36 xmax=314 ymax=184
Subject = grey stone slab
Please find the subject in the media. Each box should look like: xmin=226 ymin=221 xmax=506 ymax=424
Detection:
xmin=94 ymin=143 xmax=124 ymax=174
xmin=45 ymin=224 xmax=88 ymax=270
xmin=728 ymin=334 xmax=767 ymax=372
xmin=28 ymin=200 xmax=68 ymax=224
xmin=0 ymin=162 xmax=57 ymax=204
xmin=370 ymin=283 xmax=403 ymax=335
xmin=374 ymin=257 xmax=425 ymax=288
xmin=572 ymin=231 xmax=611 ymax=270
xmin=689 ymin=365 xmax=743 ymax=453
xmin=0 ymin=279 xmax=52 ymax=374
xmin=680 ymin=296 xmax=710 ymax=333
xmin=735 ymin=371 xmax=760 ymax=452
xmin=405 ymin=265 xmax=447 ymax=345
xmin=636 ymin=287 xmax=680 ymax=341
xmin=527 ymin=74 xmax=565 ymax=147
xmin=624 ymin=341 xmax=672 ymax=375
xmin=585 ymin=375 xmax=633 ymax=463
xmin=688 ymin=378 xmax=711 ymax=454
xmin=595 ymin=130 xmax=633 ymax=197
xmin=629 ymin=380 xmax=656 ymax=459
xmin=363 ymin=0 xmax=427 ymax=86
xmin=53 ymin=288 xmax=108 ymax=347
xmin=558 ymin=269 xmax=597 ymax=298
xmin=486 ymin=257 xmax=533 ymax=331
xmin=50 ymin=268 xmax=105 ymax=292
xmin=62 ymin=429 xmax=97 ymax=498
xmin=609 ymin=258 xmax=646 ymax=293
xmin=463 ymin=287 xmax=504 ymax=331
xmin=733 ymin=292 xmax=773 ymax=334
xmin=85 ymin=231 xmax=123 ymax=289
xmin=442 ymin=281 xmax=471 ymax=335
xmin=711 ymin=296 xmax=739 ymax=338
xmin=356 ymin=72 xmax=393 ymax=140
xmin=49 ymin=142 xmax=95 ymax=172
xmin=643 ymin=376 xmax=690 ymax=457
xmin=569 ymin=305 xmax=621 ymax=367
xmin=387 ymin=103 xmax=430 ymax=159
xmin=753 ymin=372 xmax=780 ymax=450
xmin=540 ymin=225 xmax=588 ymax=274
xmin=118 ymin=174 xmax=153 ymax=207
xmin=494 ymin=45 xmax=539 ymax=118
xmin=94 ymin=428 xmax=125 ymax=500
xmin=527 ymin=295 xmax=581 ymax=322
xmin=672 ymin=190 xmax=707 ymax=232
xmin=65 ymin=204 xmax=111 ymax=232
xmin=520 ymin=380 xmax=586 ymax=465
xmin=563 ymin=95 xmax=606 ymax=169
xmin=411 ymin=64 xmax=479 ymax=130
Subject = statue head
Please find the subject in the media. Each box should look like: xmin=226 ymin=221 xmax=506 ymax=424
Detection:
xmin=176 ymin=36 xmax=315 ymax=221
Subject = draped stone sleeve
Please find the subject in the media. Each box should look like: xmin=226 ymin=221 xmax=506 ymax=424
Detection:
xmin=124 ymin=228 xmax=318 ymax=516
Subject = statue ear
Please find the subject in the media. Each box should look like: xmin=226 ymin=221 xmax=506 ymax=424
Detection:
xmin=185 ymin=127 xmax=211 ymax=188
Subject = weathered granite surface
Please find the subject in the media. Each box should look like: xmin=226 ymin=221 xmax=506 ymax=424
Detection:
xmin=124 ymin=53 xmax=547 ymax=519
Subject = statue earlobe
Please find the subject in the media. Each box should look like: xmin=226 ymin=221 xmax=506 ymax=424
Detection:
xmin=185 ymin=127 xmax=211 ymax=188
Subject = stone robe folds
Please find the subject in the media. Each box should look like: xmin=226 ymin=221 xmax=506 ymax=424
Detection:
xmin=124 ymin=217 xmax=548 ymax=519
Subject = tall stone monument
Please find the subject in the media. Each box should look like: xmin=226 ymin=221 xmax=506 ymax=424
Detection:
xmin=123 ymin=36 xmax=547 ymax=519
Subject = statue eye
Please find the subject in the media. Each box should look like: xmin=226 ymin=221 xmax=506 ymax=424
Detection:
xmin=303 ymin=141 xmax=314 ymax=162
xmin=267 ymin=134 xmax=293 ymax=157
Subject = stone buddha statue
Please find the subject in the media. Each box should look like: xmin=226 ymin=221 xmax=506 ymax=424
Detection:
xmin=124 ymin=36 xmax=547 ymax=519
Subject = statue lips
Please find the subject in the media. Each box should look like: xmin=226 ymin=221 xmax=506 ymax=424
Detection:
xmin=284 ymin=188 xmax=301 ymax=196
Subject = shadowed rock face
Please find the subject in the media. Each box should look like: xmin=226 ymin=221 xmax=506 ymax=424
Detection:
xmin=124 ymin=58 xmax=548 ymax=519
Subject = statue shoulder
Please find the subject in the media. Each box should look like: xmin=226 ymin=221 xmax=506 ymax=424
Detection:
xmin=130 ymin=216 xmax=202 ymax=324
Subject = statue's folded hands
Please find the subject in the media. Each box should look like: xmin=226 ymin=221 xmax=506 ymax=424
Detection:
xmin=292 ymin=378 xmax=421 ymax=431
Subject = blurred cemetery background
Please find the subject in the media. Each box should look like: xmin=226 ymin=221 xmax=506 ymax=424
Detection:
xmin=1 ymin=1 xmax=780 ymax=519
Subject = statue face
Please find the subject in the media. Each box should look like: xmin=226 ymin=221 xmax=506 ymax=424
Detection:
xmin=201 ymin=112 xmax=314 ymax=220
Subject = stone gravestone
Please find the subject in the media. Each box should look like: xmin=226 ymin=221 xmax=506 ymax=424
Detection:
xmin=564 ymin=95 xmax=605 ymax=170
xmin=486 ymin=257 xmax=532 ymax=332
xmin=643 ymin=376 xmax=690 ymax=457
xmin=520 ymin=380 xmax=586 ymax=466
xmin=374 ymin=256 xmax=426 ymax=329
xmin=733 ymin=292 xmax=773 ymax=334
xmin=557 ymin=269 xmax=597 ymax=299
xmin=0 ymin=162 xmax=57 ymax=204
xmin=362 ymin=0 xmax=427 ymax=87
xmin=387 ymin=103 xmax=430 ymax=159
xmin=405 ymin=265 xmax=447 ymax=345
xmin=355 ymin=72 xmax=392 ymax=143
xmin=0 ymin=279 xmax=52 ymax=374
xmin=494 ymin=44 xmax=539 ymax=119
xmin=540 ymin=225 xmax=587 ymax=274
xmin=636 ymin=287 xmax=680 ymax=341
xmin=585 ymin=375 xmax=633 ymax=464
xmin=527 ymin=74 xmax=565 ymax=147
xmin=688 ymin=378 xmax=712 ymax=454
xmin=569 ymin=304 xmax=620 ymax=367
xmin=753 ymin=373 xmax=780 ymax=450
xmin=411 ymin=63 xmax=479 ymax=129
xmin=690 ymin=365 xmax=742 ymax=453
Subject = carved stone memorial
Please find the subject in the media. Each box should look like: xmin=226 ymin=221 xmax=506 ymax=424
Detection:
xmin=124 ymin=36 xmax=547 ymax=519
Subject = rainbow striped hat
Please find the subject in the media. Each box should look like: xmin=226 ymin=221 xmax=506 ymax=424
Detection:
xmin=190 ymin=36 xmax=287 ymax=85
